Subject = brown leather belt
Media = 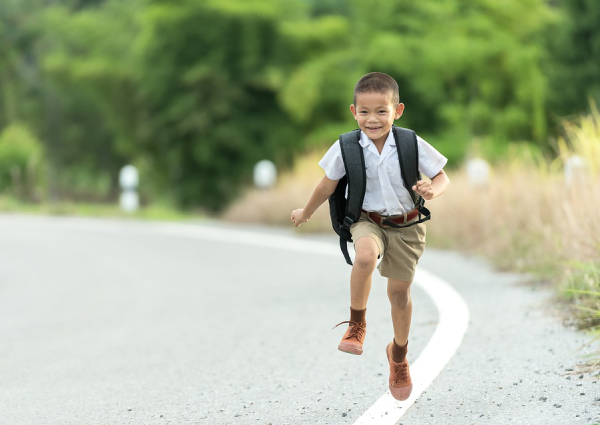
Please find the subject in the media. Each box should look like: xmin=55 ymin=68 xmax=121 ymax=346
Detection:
xmin=362 ymin=208 xmax=420 ymax=227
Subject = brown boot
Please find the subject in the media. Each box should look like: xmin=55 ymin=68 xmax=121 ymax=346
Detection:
xmin=334 ymin=321 xmax=366 ymax=355
xmin=386 ymin=342 xmax=412 ymax=400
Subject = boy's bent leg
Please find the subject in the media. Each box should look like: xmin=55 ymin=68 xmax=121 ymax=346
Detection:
xmin=337 ymin=236 xmax=379 ymax=355
xmin=350 ymin=236 xmax=379 ymax=309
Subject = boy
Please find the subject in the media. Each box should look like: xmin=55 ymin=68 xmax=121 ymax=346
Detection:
xmin=290 ymin=72 xmax=449 ymax=401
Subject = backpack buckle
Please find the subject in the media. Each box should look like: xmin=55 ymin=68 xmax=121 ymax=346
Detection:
xmin=342 ymin=216 xmax=354 ymax=229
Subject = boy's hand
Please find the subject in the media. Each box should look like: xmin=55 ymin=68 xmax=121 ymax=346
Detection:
xmin=291 ymin=209 xmax=310 ymax=227
xmin=412 ymin=180 xmax=434 ymax=200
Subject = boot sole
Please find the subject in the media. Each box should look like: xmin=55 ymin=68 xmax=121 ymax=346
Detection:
xmin=338 ymin=343 xmax=363 ymax=355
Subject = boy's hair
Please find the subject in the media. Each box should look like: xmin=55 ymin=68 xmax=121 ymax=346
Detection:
xmin=353 ymin=72 xmax=399 ymax=105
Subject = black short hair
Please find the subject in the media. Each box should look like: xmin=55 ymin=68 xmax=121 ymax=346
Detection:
xmin=353 ymin=72 xmax=399 ymax=105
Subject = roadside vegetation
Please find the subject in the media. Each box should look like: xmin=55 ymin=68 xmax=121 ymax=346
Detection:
xmin=0 ymin=196 xmax=196 ymax=221
xmin=1 ymin=0 xmax=598 ymax=212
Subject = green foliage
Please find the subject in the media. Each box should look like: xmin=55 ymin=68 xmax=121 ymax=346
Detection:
xmin=282 ymin=0 xmax=553 ymax=157
xmin=547 ymin=0 xmax=600 ymax=118
xmin=0 ymin=123 xmax=44 ymax=200
xmin=39 ymin=1 xmax=143 ymax=200
xmin=0 ymin=0 xmax=46 ymax=129
xmin=0 ymin=0 xmax=597 ymax=210
xmin=135 ymin=0 xmax=303 ymax=211
xmin=564 ymin=262 xmax=600 ymax=331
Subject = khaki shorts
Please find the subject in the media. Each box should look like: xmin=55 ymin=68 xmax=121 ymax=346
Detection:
xmin=350 ymin=211 xmax=426 ymax=281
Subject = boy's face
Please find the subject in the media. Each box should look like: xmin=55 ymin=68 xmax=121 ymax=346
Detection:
xmin=350 ymin=91 xmax=404 ymax=145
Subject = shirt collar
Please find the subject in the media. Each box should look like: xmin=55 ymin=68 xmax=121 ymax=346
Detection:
xmin=359 ymin=130 xmax=396 ymax=148
xmin=358 ymin=131 xmax=370 ymax=148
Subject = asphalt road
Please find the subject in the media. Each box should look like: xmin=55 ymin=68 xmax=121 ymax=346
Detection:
xmin=0 ymin=215 xmax=598 ymax=425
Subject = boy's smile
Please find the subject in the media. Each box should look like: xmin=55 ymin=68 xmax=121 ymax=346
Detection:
xmin=350 ymin=92 xmax=404 ymax=147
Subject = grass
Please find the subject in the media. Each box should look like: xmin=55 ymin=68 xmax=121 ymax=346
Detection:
xmin=563 ymin=263 xmax=600 ymax=367
xmin=222 ymin=109 xmax=600 ymax=368
xmin=222 ymin=151 xmax=333 ymax=233
xmin=0 ymin=196 xmax=201 ymax=222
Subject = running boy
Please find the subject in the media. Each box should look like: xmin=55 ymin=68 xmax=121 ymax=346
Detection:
xmin=290 ymin=72 xmax=449 ymax=401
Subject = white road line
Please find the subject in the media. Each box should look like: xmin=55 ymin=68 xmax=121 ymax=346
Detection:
xmin=1 ymin=216 xmax=470 ymax=423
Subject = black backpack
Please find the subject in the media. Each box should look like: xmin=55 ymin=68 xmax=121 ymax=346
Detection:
xmin=328 ymin=125 xmax=431 ymax=265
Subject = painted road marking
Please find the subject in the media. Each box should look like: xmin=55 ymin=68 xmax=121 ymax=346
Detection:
xmin=1 ymin=217 xmax=470 ymax=423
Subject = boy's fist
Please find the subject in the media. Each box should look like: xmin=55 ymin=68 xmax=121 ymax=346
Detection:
xmin=291 ymin=209 xmax=309 ymax=227
xmin=412 ymin=180 xmax=434 ymax=200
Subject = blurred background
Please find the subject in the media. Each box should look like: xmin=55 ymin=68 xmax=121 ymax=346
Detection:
xmin=0 ymin=0 xmax=599 ymax=357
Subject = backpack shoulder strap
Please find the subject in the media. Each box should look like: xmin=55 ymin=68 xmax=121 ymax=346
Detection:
xmin=392 ymin=125 xmax=421 ymax=205
xmin=339 ymin=129 xmax=366 ymax=227
xmin=390 ymin=125 xmax=431 ymax=227
xmin=338 ymin=129 xmax=365 ymax=265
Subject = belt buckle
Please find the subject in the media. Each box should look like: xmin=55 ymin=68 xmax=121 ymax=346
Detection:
xmin=381 ymin=214 xmax=394 ymax=228
xmin=386 ymin=213 xmax=406 ymax=227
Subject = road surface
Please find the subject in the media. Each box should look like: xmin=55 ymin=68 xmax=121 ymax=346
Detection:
xmin=0 ymin=215 xmax=598 ymax=424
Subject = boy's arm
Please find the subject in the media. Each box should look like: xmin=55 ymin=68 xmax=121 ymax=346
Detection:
xmin=291 ymin=175 xmax=339 ymax=227
xmin=412 ymin=169 xmax=450 ymax=201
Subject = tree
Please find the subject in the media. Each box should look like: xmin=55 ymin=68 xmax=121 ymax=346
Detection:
xmin=547 ymin=0 xmax=600 ymax=118
xmin=136 ymin=0 xmax=305 ymax=211
xmin=40 ymin=1 xmax=143 ymax=200
xmin=281 ymin=0 xmax=553 ymax=160
xmin=0 ymin=0 xmax=46 ymax=129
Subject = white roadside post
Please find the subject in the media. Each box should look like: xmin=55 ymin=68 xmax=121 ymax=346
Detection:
xmin=564 ymin=155 xmax=588 ymax=186
xmin=253 ymin=160 xmax=277 ymax=189
xmin=466 ymin=157 xmax=490 ymax=188
xmin=119 ymin=165 xmax=139 ymax=213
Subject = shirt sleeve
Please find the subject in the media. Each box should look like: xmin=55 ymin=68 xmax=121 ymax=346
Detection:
xmin=318 ymin=140 xmax=346 ymax=180
xmin=416 ymin=135 xmax=448 ymax=179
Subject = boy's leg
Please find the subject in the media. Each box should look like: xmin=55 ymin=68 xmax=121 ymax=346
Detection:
xmin=350 ymin=236 xmax=379 ymax=309
xmin=386 ymin=277 xmax=413 ymax=400
xmin=378 ymin=223 xmax=424 ymax=400
xmin=387 ymin=277 xmax=412 ymax=347
xmin=337 ymin=236 xmax=379 ymax=355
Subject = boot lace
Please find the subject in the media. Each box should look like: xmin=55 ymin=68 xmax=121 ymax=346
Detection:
xmin=392 ymin=361 xmax=409 ymax=384
xmin=332 ymin=321 xmax=365 ymax=341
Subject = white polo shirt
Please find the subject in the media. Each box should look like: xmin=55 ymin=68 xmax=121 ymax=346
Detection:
xmin=319 ymin=130 xmax=447 ymax=215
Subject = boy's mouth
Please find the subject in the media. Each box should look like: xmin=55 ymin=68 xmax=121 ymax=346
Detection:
xmin=366 ymin=126 xmax=382 ymax=132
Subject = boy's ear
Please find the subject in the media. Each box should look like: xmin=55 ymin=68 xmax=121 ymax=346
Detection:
xmin=350 ymin=104 xmax=357 ymax=119
xmin=395 ymin=103 xmax=405 ymax=120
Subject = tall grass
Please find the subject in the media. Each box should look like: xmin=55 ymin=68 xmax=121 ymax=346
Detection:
xmin=222 ymin=151 xmax=332 ymax=233
xmin=223 ymin=110 xmax=600 ymax=362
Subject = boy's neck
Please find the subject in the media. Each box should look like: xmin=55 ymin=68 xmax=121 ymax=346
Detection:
xmin=370 ymin=132 xmax=389 ymax=154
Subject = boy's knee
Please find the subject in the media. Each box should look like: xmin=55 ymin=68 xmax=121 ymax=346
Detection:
xmin=389 ymin=290 xmax=410 ymax=308
xmin=388 ymin=284 xmax=411 ymax=307
xmin=353 ymin=243 xmax=378 ymax=271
